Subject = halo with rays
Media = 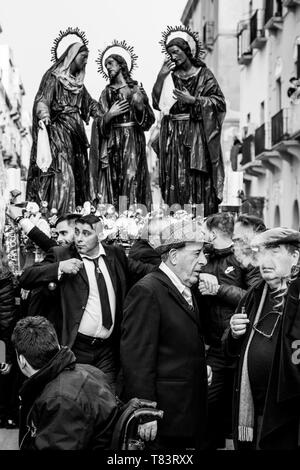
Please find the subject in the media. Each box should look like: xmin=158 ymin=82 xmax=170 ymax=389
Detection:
xmin=51 ymin=27 xmax=89 ymax=63
xmin=160 ymin=25 xmax=205 ymax=61
xmin=96 ymin=39 xmax=138 ymax=80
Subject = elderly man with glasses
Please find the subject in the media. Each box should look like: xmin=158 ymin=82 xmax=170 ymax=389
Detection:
xmin=223 ymin=227 xmax=300 ymax=450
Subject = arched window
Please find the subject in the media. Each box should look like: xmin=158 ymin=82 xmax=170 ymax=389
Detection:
xmin=274 ymin=206 xmax=280 ymax=227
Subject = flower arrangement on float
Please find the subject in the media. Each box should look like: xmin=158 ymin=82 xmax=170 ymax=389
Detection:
xmin=4 ymin=196 xmax=201 ymax=276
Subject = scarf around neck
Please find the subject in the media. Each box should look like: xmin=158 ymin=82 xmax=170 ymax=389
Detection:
xmin=238 ymin=283 xmax=268 ymax=442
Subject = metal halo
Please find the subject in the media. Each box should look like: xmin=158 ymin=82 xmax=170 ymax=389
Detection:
xmin=96 ymin=39 xmax=138 ymax=80
xmin=159 ymin=25 xmax=205 ymax=61
xmin=51 ymin=27 xmax=89 ymax=63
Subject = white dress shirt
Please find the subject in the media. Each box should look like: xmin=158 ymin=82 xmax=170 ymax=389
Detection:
xmin=78 ymin=244 xmax=116 ymax=339
xmin=159 ymin=262 xmax=193 ymax=308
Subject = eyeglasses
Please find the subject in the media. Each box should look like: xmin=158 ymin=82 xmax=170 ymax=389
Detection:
xmin=252 ymin=311 xmax=282 ymax=339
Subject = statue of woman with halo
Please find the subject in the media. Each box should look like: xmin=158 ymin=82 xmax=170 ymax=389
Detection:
xmin=89 ymin=40 xmax=155 ymax=211
xmin=26 ymin=28 xmax=101 ymax=214
xmin=152 ymin=26 xmax=226 ymax=216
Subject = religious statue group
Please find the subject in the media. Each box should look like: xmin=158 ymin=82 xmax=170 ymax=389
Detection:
xmin=26 ymin=26 xmax=226 ymax=217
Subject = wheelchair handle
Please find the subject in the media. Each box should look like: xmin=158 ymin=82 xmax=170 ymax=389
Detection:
xmin=122 ymin=408 xmax=164 ymax=449
xmin=133 ymin=408 xmax=164 ymax=421
xmin=135 ymin=399 xmax=157 ymax=408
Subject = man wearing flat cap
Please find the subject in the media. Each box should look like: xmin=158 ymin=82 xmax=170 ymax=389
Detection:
xmin=223 ymin=227 xmax=300 ymax=450
xmin=120 ymin=219 xmax=210 ymax=450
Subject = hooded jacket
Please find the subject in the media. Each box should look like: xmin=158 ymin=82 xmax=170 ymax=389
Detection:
xmin=19 ymin=347 xmax=118 ymax=450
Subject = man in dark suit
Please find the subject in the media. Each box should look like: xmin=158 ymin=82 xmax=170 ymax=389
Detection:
xmin=7 ymin=204 xmax=156 ymax=290
xmin=19 ymin=215 xmax=128 ymax=390
xmin=121 ymin=219 xmax=211 ymax=450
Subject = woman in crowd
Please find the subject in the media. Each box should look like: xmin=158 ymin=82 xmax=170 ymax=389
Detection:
xmin=223 ymin=228 xmax=300 ymax=450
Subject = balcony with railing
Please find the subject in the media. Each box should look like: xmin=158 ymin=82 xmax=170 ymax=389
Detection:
xmin=264 ymin=0 xmax=283 ymax=31
xmin=203 ymin=21 xmax=215 ymax=51
xmin=240 ymin=133 xmax=266 ymax=177
xmin=237 ymin=21 xmax=252 ymax=65
xmin=271 ymin=108 xmax=289 ymax=146
xmin=250 ymin=9 xmax=267 ymax=49
xmin=254 ymin=122 xmax=283 ymax=171
xmin=252 ymin=107 xmax=300 ymax=170
xmin=254 ymin=108 xmax=300 ymax=164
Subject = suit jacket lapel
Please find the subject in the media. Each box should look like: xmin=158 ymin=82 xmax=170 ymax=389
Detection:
xmin=78 ymin=264 xmax=89 ymax=286
xmin=102 ymin=251 xmax=117 ymax=295
xmin=68 ymin=244 xmax=118 ymax=291
xmin=69 ymin=244 xmax=89 ymax=286
xmin=155 ymin=270 xmax=201 ymax=327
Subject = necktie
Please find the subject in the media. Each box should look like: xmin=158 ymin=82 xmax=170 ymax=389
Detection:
xmin=183 ymin=287 xmax=194 ymax=309
xmin=92 ymin=258 xmax=113 ymax=330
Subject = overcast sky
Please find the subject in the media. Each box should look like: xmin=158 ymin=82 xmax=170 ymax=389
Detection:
xmin=0 ymin=0 xmax=186 ymax=112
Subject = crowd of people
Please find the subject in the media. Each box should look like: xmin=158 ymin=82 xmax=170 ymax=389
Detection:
xmin=1 ymin=24 xmax=300 ymax=452
xmin=1 ymin=207 xmax=300 ymax=451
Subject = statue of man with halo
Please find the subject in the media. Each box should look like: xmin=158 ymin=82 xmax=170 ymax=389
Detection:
xmin=89 ymin=40 xmax=155 ymax=211
xmin=152 ymin=26 xmax=226 ymax=216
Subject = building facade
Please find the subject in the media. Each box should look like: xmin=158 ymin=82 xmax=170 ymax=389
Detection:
xmin=0 ymin=40 xmax=31 ymax=207
xmin=237 ymin=0 xmax=300 ymax=227
xmin=181 ymin=0 xmax=243 ymax=208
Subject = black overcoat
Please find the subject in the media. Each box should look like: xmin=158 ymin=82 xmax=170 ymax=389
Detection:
xmin=223 ymin=279 xmax=300 ymax=450
xmin=121 ymin=269 xmax=208 ymax=447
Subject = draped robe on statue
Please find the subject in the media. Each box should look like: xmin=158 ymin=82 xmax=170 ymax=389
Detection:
xmin=26 ymin=43 xmax=101 ymax=214
xmin=89 ymin=84 xmax=155 ymax=211
xmin=152 ymin=66 xmax=226 ymax=216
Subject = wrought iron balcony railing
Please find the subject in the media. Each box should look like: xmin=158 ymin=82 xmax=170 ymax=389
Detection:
xmin=241 ymin=134 xmax=254 ymax=165
xmin=271 ymin=108 xmax=290 ymax=145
